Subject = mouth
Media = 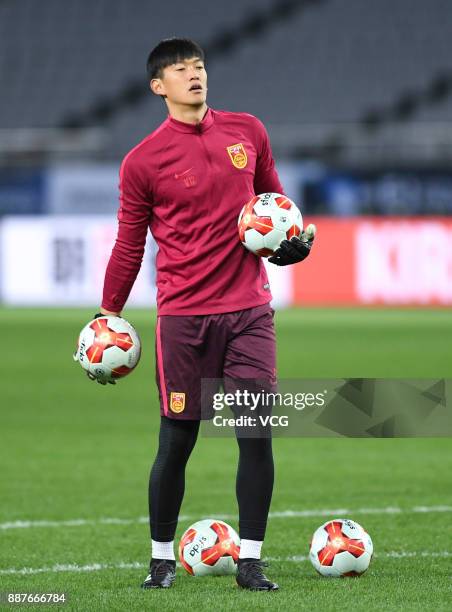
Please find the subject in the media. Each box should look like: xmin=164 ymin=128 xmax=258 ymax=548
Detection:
xmin=189 ymin=84 xmax=203 ymax=92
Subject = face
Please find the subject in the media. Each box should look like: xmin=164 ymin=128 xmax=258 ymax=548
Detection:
xmin=151 ymin=57 xmax=207 ymax=107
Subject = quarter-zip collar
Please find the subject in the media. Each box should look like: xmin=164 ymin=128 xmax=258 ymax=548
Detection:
xmin=167 ymin=107 xmax=214 ymax=134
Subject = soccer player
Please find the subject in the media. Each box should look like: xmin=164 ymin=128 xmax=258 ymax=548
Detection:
xmin=98 ymin=38 xmax=315 ymax=591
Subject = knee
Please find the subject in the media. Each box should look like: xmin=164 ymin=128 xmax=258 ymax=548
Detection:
xmin=156 ymin=418 xmax=199 ymax=465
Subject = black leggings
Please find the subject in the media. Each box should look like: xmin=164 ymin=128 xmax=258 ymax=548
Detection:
xmin=149 ymin=416 xmax=274 ymax=541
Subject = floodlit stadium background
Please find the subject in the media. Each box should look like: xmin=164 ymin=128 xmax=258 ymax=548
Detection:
xmin=1 ymin=2 xmax=452 ymax=610
xmin=2 ymin=0 xmax=452 ymax=307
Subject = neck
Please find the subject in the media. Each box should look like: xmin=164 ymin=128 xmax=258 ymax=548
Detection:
xmin=166 ymin=102 xmax=208 ymax=125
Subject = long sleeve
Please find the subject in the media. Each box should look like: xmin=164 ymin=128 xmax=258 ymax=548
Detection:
xmin=101 ymin=155 xmax=152 ymax=312
xmin=253 ymin=118 xmax=285 ymax=195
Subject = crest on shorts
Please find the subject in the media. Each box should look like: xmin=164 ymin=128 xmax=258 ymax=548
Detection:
xmin=226 ymin=143 xmax=248 ymax=169
xmin=170 ymin=392 xmax=185 ymax=413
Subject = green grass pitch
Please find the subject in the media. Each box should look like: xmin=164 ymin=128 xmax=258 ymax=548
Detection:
xmin=1 ymin=307 xmax=451 ymax=611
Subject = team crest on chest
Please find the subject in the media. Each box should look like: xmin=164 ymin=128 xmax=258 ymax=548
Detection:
xmin=226 ymin=143 xmax=248 ymax=169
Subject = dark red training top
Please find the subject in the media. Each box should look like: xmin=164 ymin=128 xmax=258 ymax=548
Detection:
xmin=102 ymin=107 xmax=284 ymax=315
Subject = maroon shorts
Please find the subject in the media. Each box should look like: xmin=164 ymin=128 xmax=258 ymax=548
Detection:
xmin=155 ymin=303 xmax=276 ymax=420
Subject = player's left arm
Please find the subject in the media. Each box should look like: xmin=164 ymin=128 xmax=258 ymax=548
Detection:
xmin=252 ymin=116 xmax=316 ymax=266
xmin=253 ymin=116 xmax=285 ymax=196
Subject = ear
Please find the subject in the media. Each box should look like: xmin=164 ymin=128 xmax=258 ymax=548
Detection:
xmin=150 ymin=78 xmax=165 ymax=96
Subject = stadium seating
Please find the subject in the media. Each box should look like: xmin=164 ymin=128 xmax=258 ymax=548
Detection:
xmin=1 ymin=0 xmax=452 ymax=158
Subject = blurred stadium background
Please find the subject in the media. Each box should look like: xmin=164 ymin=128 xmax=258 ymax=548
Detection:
xmin=1 ymin=2 xmax=452 ymax=609
xmin=1 ymin=0 xmax=452 ymax=307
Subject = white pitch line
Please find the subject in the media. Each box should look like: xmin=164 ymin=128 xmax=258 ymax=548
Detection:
xmin=0 ymin=562 xmax=146 ymax=576
xmin=1 ymin=505 xmax=451 ymax=531
xmin=0 ymin=517 xmax=151 ymax=530
xmin=0 ymin=552 xmax=451 ymax=576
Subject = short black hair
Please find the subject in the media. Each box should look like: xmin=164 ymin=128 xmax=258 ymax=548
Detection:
xmin=146 ymin=38 xmax=205 ymax=80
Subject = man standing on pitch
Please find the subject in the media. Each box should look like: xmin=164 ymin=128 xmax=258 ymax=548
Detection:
xmin=98 ymin=38 xmax=315 ymax=590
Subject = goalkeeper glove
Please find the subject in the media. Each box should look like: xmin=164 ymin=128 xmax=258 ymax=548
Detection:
xmin=268 ymin=223 xmax=316 ymax=266
xmin=86 ymin=371 xmax=115 ymax=385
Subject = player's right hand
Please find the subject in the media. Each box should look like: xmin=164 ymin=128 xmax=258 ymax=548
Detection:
xmin=86 ymin=371 xmax=116 ymax=385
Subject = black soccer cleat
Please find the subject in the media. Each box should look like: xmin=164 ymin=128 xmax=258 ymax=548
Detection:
xmin=236 ymin=559 xmax=279 ymax=591
xmin=141 ymin=558 xmax=176 ymax=589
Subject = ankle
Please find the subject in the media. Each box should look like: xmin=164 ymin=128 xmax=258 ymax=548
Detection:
xmin=239 ymin=538 xmax=263 ymax=560
xmin=151 ymin=539 xmax=175 ymax=561
xmin=151 ymin=557 xmax=176 ymax=565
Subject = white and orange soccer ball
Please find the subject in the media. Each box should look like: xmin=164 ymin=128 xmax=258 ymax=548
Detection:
xmin=179 ymin=519 xmax=240 ymax=576
xmin=309 ymin=519 xmax=373 ymax=577
xmin=238 ymin=192 xmax=303 ymax=257
xmin=73 ymin=316 xmax=141 ymax=384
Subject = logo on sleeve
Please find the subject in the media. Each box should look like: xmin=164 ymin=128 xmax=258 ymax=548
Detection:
xmin=170 ymin=392 xmax=186 ymax=413
xmin=226 ymin=143 xmax=248 ymax=169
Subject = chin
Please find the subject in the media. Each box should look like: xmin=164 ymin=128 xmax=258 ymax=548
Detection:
xmin=184 ymin=95 xmax=207 ymax=106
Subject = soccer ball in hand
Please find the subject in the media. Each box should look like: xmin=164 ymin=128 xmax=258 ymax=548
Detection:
xmin=179 ymin=519 xmax=240 ymax=576
xmin=73 ymin=316 xmax=141 ymax=384
xmin=309 ymin=519 xmax=373 ymax=577
xmin=238 ymin=192 xmax=303 ymax=257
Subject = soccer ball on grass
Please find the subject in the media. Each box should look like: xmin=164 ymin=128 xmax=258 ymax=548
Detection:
xmin=179 ymin=519 xmax=240 ymax=576
xmin=309 ymin=518 xmax=373 ymax=577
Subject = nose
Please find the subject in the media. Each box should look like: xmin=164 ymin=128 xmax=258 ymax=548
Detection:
xmin=188 ymin=66 xmax=200 ymax=79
